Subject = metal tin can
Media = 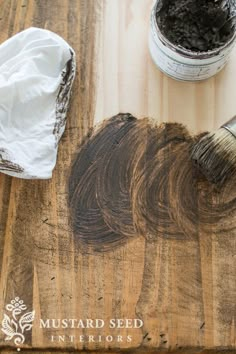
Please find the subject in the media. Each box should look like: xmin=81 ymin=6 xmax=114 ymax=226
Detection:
xmin=149 ymin=1 xmax=236 ymax=81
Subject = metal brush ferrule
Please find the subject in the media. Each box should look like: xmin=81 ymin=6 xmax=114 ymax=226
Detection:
xmin=222 ymin=116 xmax=236 ymax=138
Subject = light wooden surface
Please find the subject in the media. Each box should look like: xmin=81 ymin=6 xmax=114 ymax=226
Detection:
xmin=0 ymin=0 xmax=235 ymax=353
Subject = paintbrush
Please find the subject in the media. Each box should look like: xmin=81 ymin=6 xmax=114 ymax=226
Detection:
xmin=191 ymin=116 xmax=236 ymax=185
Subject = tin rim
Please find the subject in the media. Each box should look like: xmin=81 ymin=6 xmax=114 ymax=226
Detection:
xmin=152 ymin=1 xmax=236 ymax=60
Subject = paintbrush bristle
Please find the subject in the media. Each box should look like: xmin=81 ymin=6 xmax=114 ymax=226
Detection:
xmin=191 ymin=127 xmax=236 ymax=185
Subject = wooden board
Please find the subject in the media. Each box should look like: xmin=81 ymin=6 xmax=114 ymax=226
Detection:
xmin=0 ymin=0 xmax=235 ymax=353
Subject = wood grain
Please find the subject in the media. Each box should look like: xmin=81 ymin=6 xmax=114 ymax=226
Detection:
xmin=1 ymin=350 xmax=235 ymax=354
xmin=1 ymin=350 xmax=236 ymax=354
xmin=0 ymin=0 xmax=235 ymax=353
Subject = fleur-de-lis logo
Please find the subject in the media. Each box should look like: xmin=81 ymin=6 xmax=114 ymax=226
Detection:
xmin=1 ymin=297 xmax=35 ymax=346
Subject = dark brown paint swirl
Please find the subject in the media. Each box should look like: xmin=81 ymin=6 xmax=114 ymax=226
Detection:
xmin=68 ymin=113 xmax=236 ymax=251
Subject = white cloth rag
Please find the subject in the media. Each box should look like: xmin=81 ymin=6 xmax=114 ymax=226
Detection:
xmin=0 ymin=27 xmax=76 ymax=179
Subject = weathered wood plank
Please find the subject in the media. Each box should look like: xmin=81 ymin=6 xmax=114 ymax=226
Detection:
xmin=0 ymin=0 xmax=235 ymax=352
xmin=0 ymin=349 xmax=236 ymax=354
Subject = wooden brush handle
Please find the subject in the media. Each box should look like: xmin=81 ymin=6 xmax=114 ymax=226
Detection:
xmin=222 ymin=115 xmax=236 ymax=138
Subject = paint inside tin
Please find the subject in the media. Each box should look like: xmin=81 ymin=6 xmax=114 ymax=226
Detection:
xmin=149 ymin=0 xmax=236 ymax=81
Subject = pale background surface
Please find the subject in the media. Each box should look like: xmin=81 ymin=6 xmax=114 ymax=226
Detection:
xmin=0 ymin=0 xmax=235 ymax=353
xmin=94 ymin=0 xmax=236 ymax=132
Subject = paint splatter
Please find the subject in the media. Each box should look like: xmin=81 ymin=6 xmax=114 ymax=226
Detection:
xmin=68 ymin=113 xmax=236 ymax=251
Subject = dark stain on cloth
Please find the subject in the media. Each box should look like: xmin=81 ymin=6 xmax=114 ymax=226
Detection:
xmin=0 ymin=148 xmax=24 ymax=174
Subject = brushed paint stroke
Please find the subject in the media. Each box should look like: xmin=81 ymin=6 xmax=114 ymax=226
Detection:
xmin=68 ymin=113 xmax=236 ymax=251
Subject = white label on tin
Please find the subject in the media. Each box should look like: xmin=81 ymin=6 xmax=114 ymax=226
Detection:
xmin=149 ymin=28 xmax=232 ymax=81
